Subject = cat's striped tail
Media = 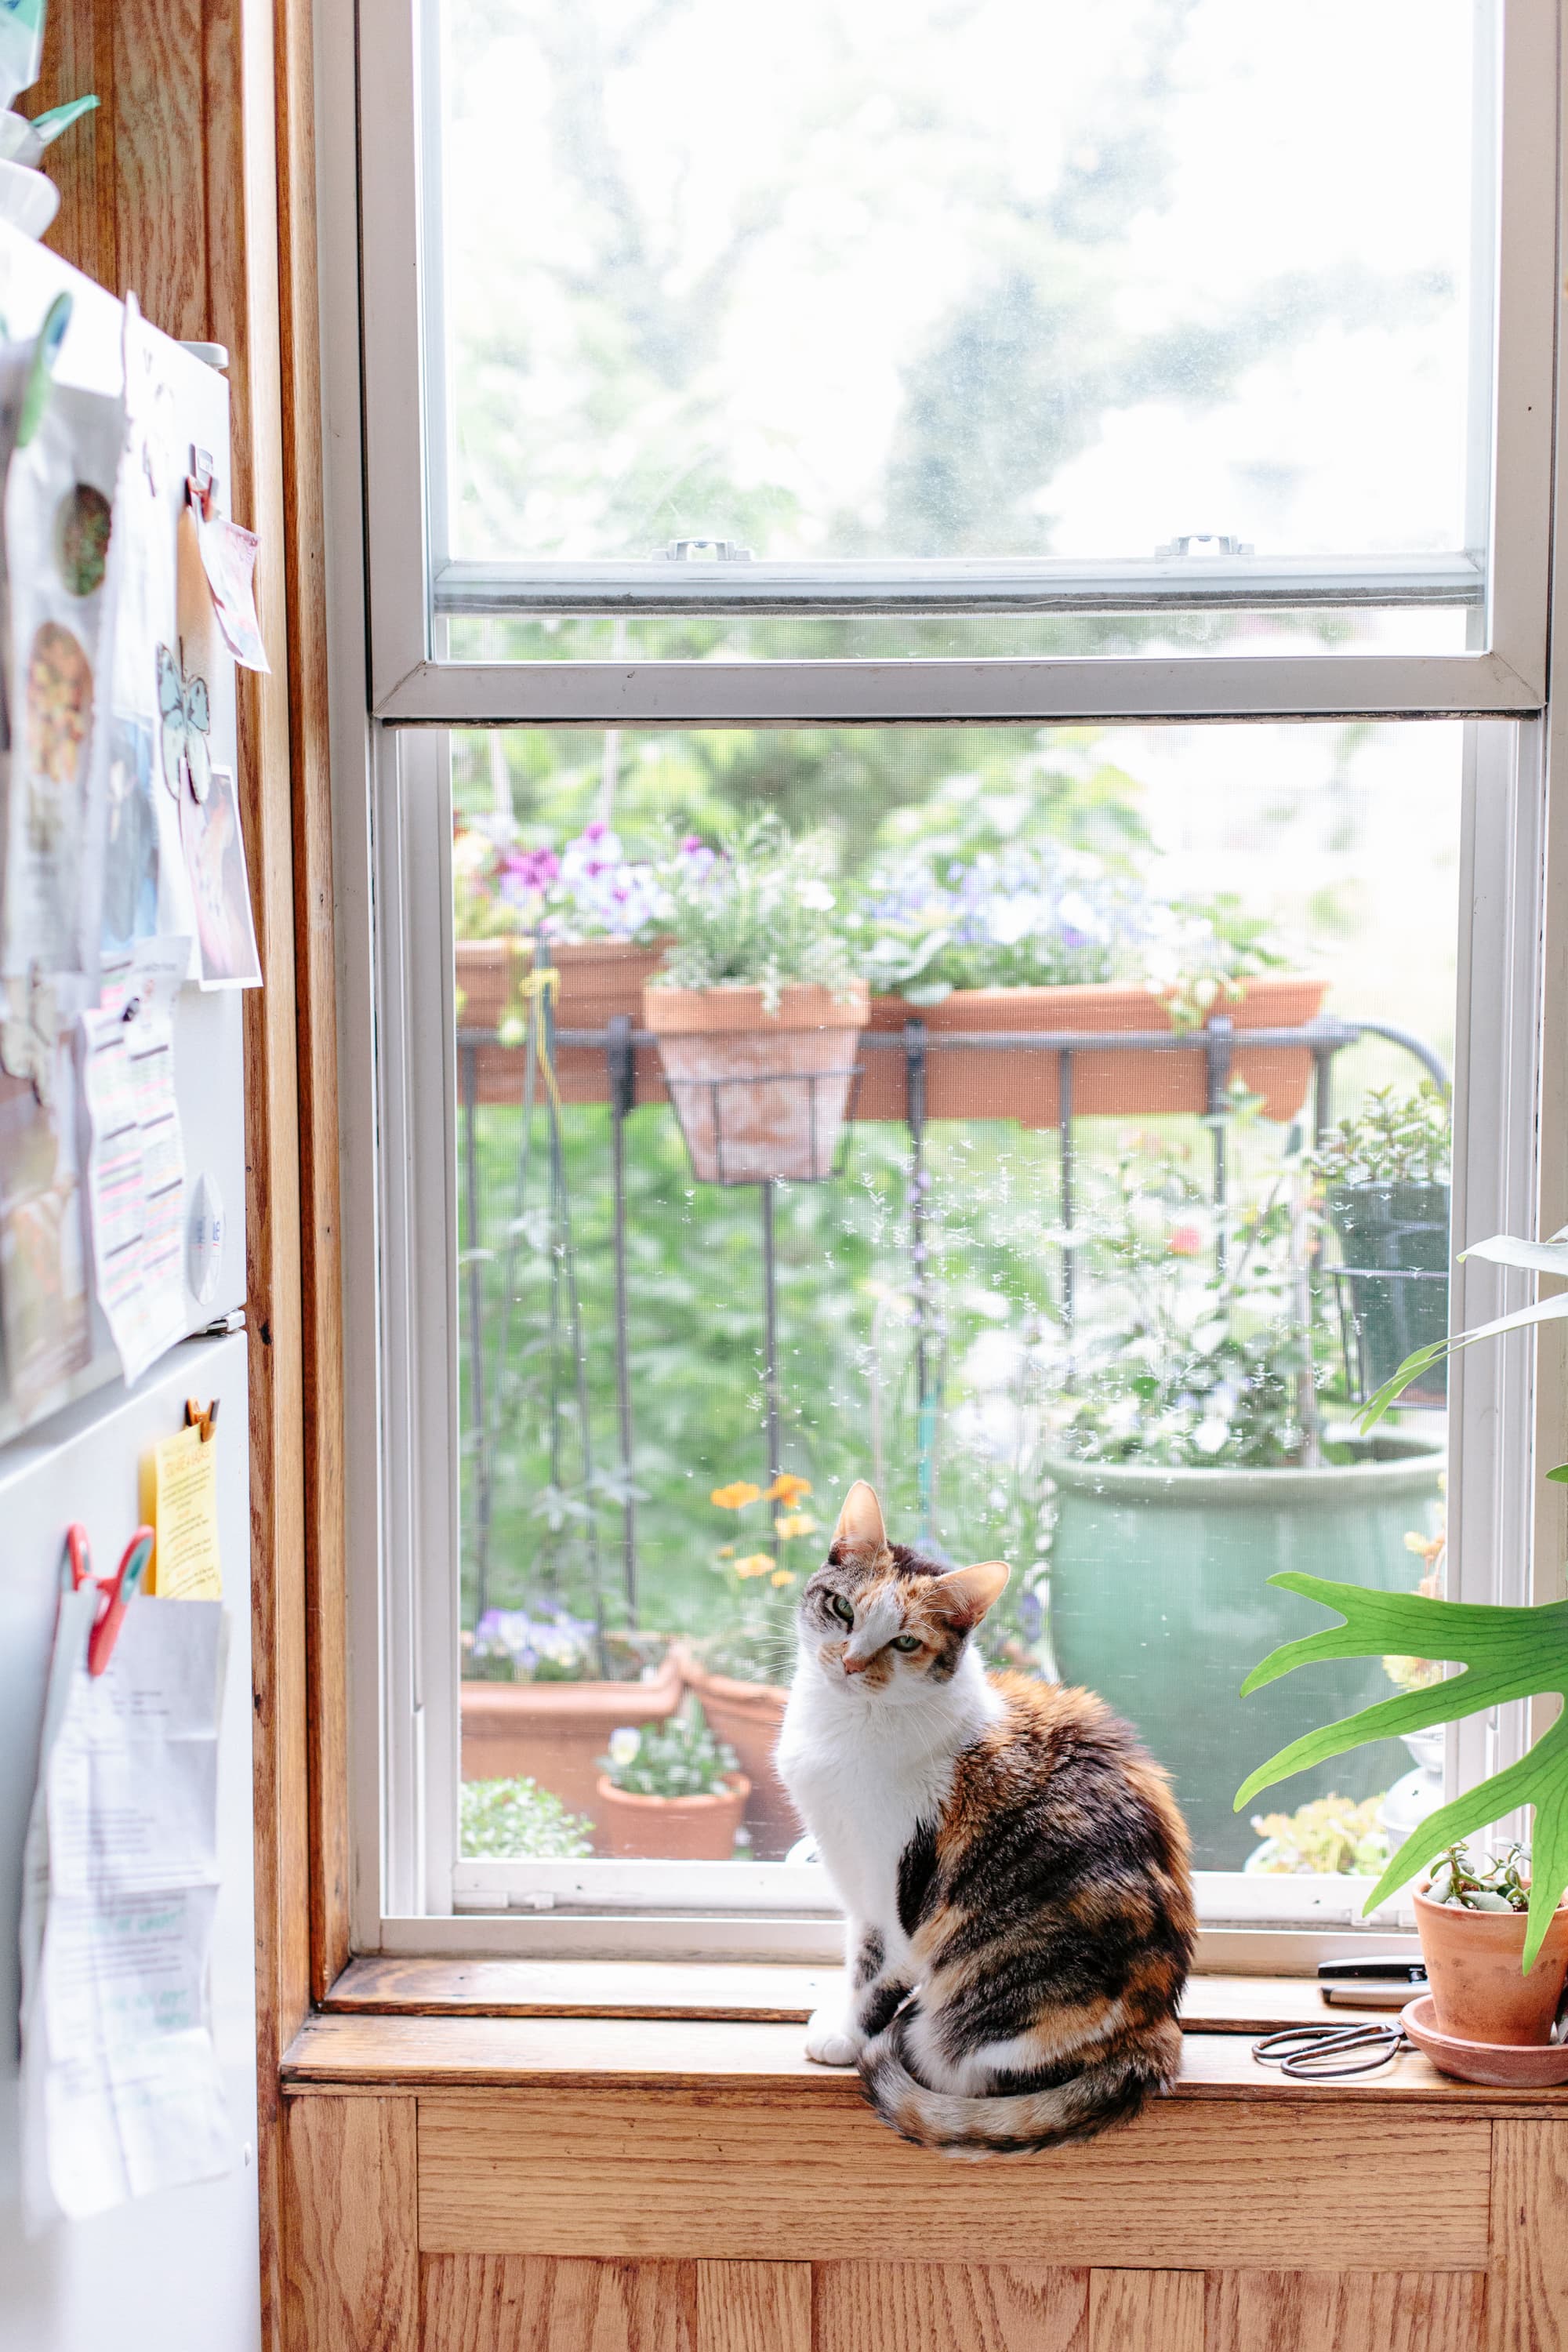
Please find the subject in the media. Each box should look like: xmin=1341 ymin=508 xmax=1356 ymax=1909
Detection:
xmin=858 ymin=2008 xmax=1181 ymax=2160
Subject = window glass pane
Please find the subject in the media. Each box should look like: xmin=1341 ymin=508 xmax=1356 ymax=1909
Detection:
xmin=434 ymin=0 xmax=1486 ymax=571
xmin=452 ymin=720 xmax=1457 ymax=1876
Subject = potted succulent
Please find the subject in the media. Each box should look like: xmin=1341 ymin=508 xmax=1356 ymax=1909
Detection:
xmin=459 ymin=1601 xmax=682 ymax=1835
xmin=844 ymin=840 xmax=1323 ymax=1126
xmin=452 ymin=818 xmax=670 ymax=1105
xmin=1045 ymin=1158 xmax=1442 ymax=1865
xmin=1309 ymin=1083 xmax=1451 ymax=1404
xmin=595 ymin=1710 xmax=750 ymax=1860
xmin=643 ymin=819 xmax=868 ymax=1184
xmin=675 ymin=1472 xmax=820 ymax=1858
xmin=1413 ymin=1843 xmax=1568 ymax=2046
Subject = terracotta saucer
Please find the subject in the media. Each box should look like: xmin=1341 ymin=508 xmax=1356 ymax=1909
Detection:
xmin=1400 ymin=1995 xmax=1568 ymax=2087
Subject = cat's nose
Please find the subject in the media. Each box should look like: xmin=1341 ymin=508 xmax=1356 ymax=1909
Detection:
xmin=841 ymin=1650 xmax=870 ymax=1676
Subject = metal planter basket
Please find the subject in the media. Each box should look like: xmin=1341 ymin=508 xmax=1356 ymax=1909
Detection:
xmin=643 ymin=981 xmax=868 ymax=1185
xmin=1326 ymin=1181 xmax=1450 ymax=1404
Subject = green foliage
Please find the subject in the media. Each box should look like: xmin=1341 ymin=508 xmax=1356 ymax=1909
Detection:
xmin=601 ymin=1710 xmax=739 ymax=1799
xmin=655 ymin=815 xmax=858 ymax=1010
xmin=1234 ymin=1573 xmax=1568 ymax=1969
xmin=1246 ymin=1793 xmax=1388 ymax=1878
xmin=1307 ymin=1082 xmax=1451 ymax=1189
xmin=459 ymin=1775 xmax=593 ymax=1858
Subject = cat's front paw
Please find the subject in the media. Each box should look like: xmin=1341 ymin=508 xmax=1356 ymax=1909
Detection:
xmin=804 ymin=2005 xmax=863 ymax=2068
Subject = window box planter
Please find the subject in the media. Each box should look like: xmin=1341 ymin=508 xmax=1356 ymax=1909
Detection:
xmin=852 ymin=974 xmax=1327 ymax=1126
xmin=673 ymin=1645 xmax=798 ymax=1859
xmin=454 ymin=936 xmax=669 ymax=1105
xmin=593 ymin=1771 xmax=751 ymax=1860
xmin=1044 ymin=1435 xmax=1443 ymax=1867
xmin=643 ymin=981 xmax=869 ymax=1184
xmin=1326 ymin=1181 xmax=1450 ymax=1404
xmin=459 ymin=1648 xmax=683 ymax=1837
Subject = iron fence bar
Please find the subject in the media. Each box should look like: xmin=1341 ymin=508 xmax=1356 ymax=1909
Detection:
xmin=1205 ymin=1016 xmax=1235 ymax=1273
xmin=1058 ymin=1047 xmax=1075 ymax=1334
xmin=460 ymin=1038 xmax=492 ymax=1623
xmin=522 ymin=1014 xmax=1430 ymax=1059
xmin=760 ymin=1178 xmax=783 ymax=1555
xmin=607 ymin=1014 xmax=637 ymax=1617
xmin=904 ymin=1020 xmax=937 ymax=1542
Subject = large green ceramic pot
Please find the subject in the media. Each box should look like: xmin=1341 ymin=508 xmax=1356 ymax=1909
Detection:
xmin=1046 ymin=1436 xmax=1444 ymax=1867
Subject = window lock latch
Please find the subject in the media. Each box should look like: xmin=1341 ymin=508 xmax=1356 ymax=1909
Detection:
xmin=660 ymin=537 xmax=754 ymax=562
xmin=1154 ymin=532 xmax=1255 ymax=559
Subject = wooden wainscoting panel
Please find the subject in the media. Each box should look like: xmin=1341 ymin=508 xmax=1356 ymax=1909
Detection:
xmin=419 ymin=2256 xmax=696 ymax=2352
xmin=813 ymin=2263 xmax=1088 ymax=2352
xmin=415 ymin=2093 xmax=1490 ymax=2270
xmin=283 ymin=2094 xmax=418 ymax=2352
xmin=695 ymin=2263 xmax=811 ymax=2352
xmin=1206 ymin=2268 xmax=1490 ymax=2352
xmin=1487 ymin=2122 xmax=1568 ymax=2351
xmin=1087 ymin=2269 xmax=1202 ymax=2352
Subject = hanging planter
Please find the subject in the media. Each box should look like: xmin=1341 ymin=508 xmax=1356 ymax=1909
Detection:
xmin=453 ymin=936 xmax=669 ymax=1106
xmin=644 ymin=980 xmax=869 ymax=1185
xmin=851 ymin=975 xmax=1327 ymax=1126
xmin=1326 ymin=1181 xmax=1450 ymax=1404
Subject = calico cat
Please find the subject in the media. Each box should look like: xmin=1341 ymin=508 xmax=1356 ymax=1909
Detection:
xmin=775 ymin=1480 xmax=1194 ymax=2157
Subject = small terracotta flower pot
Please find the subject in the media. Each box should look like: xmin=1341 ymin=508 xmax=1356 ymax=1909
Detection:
xmin=644 ymin=981 xmax=869 ymax=1183
xmin=1414 ymin=1886 xmax=1568 ymax=2046
xmin=675 ymin=1644 xmax=798 ymax=1859
xmin=594 ymin=1772 xmax=751 ymax=1860
xmin=459 ymin=1650 xmax=683 ymax=1838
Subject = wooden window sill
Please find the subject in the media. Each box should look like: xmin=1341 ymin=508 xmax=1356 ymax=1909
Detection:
xmin=284 ymin=1969 xmax=1568 ymax=2114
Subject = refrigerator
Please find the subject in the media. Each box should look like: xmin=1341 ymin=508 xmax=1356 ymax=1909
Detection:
xmin=0 ymin=230 xmax=260 ymax=2350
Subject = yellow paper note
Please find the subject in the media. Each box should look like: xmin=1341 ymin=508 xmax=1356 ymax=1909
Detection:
xmin=140 ymin=1422 xmax=223 ymax=1599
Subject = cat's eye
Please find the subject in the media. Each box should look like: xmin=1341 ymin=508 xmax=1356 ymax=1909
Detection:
xmin=829 ymin=1594 xmax=854 ymax=1626
xmin=891 ymin=1634 xmax=922 ymax=1653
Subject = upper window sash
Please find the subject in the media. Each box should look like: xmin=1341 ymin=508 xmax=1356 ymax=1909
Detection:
xmin=354 ymin=0 xmax=1558 ymax=727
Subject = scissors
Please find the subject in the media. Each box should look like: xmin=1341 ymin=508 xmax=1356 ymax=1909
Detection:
xmin=64 ymin=1522 xmax=156 ymax=1676
xmin=1250 ymin=2023 xmax=1410 ymax=2079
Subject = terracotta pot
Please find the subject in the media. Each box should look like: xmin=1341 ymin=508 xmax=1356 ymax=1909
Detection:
xmin=593 ymin=1772 xmax=751 ymax=1860
xmin=454 ymin=937 xmax=670 ymax=1105
xmin=644 ymin=981 xmax=869 ymax=1184
xmin=1414 ymin=1886 xmax=1568 ymax=2045
xmin=851 ymin=975 xmax=1327 ymax=1127
xmin=459 ymin=1650 xmax=683 ymax=1840
xmin=676 ymin=1645 xmax=797 ymax=1858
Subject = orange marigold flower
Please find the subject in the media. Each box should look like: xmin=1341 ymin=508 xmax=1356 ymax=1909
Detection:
xmin=733 ymin=1553 xmax=775 ymax=1578
xmin=770 ymin=1569 xmax=797 ymax=1588
xmin=711 ymin=1481 xmax=761 ymax=1510
xmin=774 ymin=1511 xmax=818 ymax=1541
xmin=766 ymin=1472 xmax=813 ymax=1505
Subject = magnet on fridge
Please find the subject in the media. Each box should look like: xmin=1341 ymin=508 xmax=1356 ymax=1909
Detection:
xmin=187 ymin=1171 xmax=223 ymax=1307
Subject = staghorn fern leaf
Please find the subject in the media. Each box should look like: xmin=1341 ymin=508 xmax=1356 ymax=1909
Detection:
xmin=1235 ymin=1573 xmax=1568 ymax=1970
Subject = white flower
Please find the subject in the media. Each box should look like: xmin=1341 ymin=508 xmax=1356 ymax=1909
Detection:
xmin=795 ymin=879 xmax=835 ymax=912
xmin=1192 ymin=1417 xmax=1232 ymax=1455
xmin=607 ymin=1727 xmax=641 ymax=1767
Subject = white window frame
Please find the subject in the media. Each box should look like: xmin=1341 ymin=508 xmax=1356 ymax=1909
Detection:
xmin=315 ymin=0 xmax=1568 ymax=1971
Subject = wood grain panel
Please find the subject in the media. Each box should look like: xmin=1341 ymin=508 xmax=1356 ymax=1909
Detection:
xmin=419 ymin=2257 xmax=695 ymax=2352
xmin=282 ymin=2095 xmax=417 ymax=2352
xmin=695 ymin=2263 xmax=811 ymax=2352
xmin=814 ymin=2263 xmax=1087 ymax=2352
xmin=1488 ymin=2122 xmax=1568 ymax=2351
xmin=415 ymin=2095 xmax=1490 ymax=2271
xmin=1206 ymin=2269 xmax=1488 ymax=2352
xmin=1087 ymin=2269 xmax=1201 ymax=2352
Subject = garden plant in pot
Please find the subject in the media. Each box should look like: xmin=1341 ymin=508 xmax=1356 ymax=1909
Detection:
xmin=676 ymin=1474 xmax=820 ymax=1858
xmin=644 ymin=819 xmax=868 ymax=1184
xmin=1410 ymin=1843 xmax=1568 ymax=2055
xmin=595 ymin=1708 xmax=750 ymax=1860
xmin=459 ymin=1601 xmax=681 ymax=1838
xmin=1232 ymin=1215 xmax=1568 ymax=2082
xmin=1310 ymin=1081 xmax=1451 ymax=1405
xmin=1044 ymin=1146 xmax=1443 ymax=1864
xmin=844 ymin=826 xmax=1322 ymax=1127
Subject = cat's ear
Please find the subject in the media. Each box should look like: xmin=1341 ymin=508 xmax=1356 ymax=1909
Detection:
xmin=931 ymin=1561 xmax=1010 ymax=1628
xmin=833 ymin=1479 xmax=887 ymax=1555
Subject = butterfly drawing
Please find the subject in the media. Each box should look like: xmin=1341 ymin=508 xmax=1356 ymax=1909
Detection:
xmin=156 ymin=641 xmax=211 ymax=806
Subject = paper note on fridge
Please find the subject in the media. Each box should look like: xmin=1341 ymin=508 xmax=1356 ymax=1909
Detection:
xmin=142 ymin=1418 xmax=223 ymax=1599
xmin=20 ymin=1590 xmax=234 ymax=2228
xmin=81 ymin=938 xmax=190 ymax=1383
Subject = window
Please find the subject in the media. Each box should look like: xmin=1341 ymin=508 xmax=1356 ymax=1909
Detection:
xmin=334 ymin=0 xmax=1562 ymax=1963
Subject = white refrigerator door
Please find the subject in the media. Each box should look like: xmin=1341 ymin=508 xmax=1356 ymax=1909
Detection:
xmin=0 ymin=1330 xmax=258 ymax=2352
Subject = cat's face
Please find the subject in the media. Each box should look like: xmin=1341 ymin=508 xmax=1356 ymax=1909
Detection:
xmin=799 ymin=1480 xmax=1008 ymax=1700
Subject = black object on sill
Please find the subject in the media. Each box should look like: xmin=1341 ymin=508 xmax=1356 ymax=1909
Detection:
xmin=1318 ymin=1957 xmax=1428 ymax=2009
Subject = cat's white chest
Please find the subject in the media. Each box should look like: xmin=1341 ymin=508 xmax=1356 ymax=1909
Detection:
xmin=778 ymin=1686 xmax=965 ymax=1941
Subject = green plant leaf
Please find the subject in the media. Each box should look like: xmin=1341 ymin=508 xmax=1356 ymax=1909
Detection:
xmin=1234 ymin=1572 xmax=1568 ymax=1969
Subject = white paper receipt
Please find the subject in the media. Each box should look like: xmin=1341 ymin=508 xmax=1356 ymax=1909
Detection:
xmin=80 ymin=937 xmax=191 ymax=1382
